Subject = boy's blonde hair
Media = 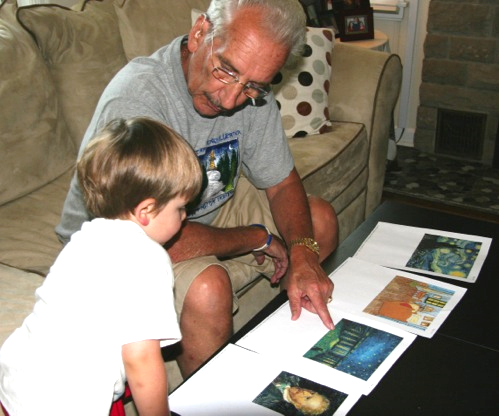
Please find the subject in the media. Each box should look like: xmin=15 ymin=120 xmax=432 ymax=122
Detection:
xmin=77 ymin=117 xmax=202 ymax=219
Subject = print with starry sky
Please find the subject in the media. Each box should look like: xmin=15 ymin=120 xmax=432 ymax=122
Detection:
xmin=303 ymin=319 xmax=403 ymax=381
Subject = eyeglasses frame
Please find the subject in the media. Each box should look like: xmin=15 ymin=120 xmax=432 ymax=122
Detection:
xmin=209 ymin=36 xmax=271 ymax=102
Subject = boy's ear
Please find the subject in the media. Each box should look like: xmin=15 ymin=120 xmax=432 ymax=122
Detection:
xmin=133 ymin=198 xmax=156 ymax=226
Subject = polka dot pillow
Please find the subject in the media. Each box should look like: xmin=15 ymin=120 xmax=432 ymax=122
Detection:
xmin=272 ymin=27 xmax=334 ymax=138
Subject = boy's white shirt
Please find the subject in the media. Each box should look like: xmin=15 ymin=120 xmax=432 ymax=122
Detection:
xmin=0 ymin=218 xmax=180 ymax=415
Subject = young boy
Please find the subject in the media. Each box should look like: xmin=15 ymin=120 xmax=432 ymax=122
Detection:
xmin=0 ymin=117 xmax=202 ymax=415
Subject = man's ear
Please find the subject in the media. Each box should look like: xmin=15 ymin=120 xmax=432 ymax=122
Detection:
xmin=188 ymin=13 xmax=208 ymax=52
xmin=133 ymin=198 xmax=156 ymax=226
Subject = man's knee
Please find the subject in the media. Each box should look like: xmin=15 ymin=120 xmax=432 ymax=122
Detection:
xmin=184 ymin=264 xmax=233 ymax=312
xmin=308 ymin=196 xmax=338 ymax=257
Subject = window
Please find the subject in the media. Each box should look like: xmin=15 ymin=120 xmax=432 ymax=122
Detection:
xmin=372 ymin=0 xmax=408 ymax=21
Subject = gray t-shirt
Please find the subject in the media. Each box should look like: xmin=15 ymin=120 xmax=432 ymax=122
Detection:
xmin=56 ymin=36 xmax=294 ymax=244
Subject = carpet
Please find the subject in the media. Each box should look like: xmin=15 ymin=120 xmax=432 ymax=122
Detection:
xmin=383 ymin=145 xmax=499 ymax=217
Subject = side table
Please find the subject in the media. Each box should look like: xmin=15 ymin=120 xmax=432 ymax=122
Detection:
xmin=339 ymin=29 xmax=390 ymax=52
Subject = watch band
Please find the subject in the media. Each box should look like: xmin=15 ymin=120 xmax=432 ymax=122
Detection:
xmin=251 ymin=224 xmax=273 ymax=252
xmin=289 ymin=237 xmax=320 ymax=257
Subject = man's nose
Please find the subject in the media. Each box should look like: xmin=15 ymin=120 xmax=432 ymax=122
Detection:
xmin=219 ymin=82 xmax=247 ymax=110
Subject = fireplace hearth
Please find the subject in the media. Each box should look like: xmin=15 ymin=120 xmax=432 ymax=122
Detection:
xmin=414 ymin=0 xmax=499 ymax=166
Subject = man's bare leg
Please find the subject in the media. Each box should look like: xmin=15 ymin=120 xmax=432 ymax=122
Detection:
xmin=308 ymin=196 xmax=338 ymax=261
xmin=176 ymin=265 xmax=233 ymax=379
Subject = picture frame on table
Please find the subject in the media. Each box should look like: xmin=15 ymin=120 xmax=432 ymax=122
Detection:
xmin=336 ymin=7 xmax=374 ymax=41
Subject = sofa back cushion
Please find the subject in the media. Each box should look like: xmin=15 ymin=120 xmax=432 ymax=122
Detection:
xmin=0 ymin=1 xmax=76 ymax=205
xmin=114 ymin=0 xmax=212 ymax=60
xmin=17 ymin=0 xmax=128 ymax=148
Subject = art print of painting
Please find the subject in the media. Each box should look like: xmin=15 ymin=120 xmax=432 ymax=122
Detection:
xmin=303 ymin=319 xmax=402 ymax=381
xmin=363 ymin=275 xmax=455 ymax=331
xmin=170 ymin=343 xmax=361 ymax=415
xmin=253 ymin=371 xmax=347 ymax=416
xmin=352 ymin=222 xmax=491 ymax=283
xmin=406 ymin=234 xmax=482 ymax=279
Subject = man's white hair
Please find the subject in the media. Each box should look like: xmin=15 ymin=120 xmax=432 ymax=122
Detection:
xmin=205 ymin=0 xmax=307 ymax=59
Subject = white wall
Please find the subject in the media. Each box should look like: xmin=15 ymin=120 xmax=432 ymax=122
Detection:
xmin=374 ymin=0 xmax=430 ymax=147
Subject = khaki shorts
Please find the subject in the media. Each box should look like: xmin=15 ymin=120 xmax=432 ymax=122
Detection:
xmin=172 ymin=177 xmax=279 ymax=316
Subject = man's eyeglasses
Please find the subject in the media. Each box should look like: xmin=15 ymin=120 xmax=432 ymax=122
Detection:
xmin=210 ymin=37 xmax=271 ymax=102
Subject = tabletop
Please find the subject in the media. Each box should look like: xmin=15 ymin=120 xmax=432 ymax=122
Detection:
xmin=236 ymin=200 xmax=499 ymax=415
xmin=175 ymin=201 xmax=499 ymax=415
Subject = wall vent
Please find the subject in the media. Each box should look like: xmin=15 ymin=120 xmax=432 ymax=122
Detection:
xmin=435 ymin=109 xmax=486 ymax=160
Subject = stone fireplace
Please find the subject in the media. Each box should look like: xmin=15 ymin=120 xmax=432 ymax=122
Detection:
xmin=414 ymin=0 xmax=499 ymax=166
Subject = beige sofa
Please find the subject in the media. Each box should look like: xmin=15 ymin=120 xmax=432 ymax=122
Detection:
xmin=0 ymin=0 xmax=402 ymax=399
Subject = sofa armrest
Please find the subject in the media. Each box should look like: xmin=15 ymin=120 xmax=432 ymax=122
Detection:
xmin=328 ymin=43 xmax=402 ymax=217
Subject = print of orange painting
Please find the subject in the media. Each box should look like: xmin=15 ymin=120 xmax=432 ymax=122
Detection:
xmin=363 ymin=275 xmax=454 ymax=331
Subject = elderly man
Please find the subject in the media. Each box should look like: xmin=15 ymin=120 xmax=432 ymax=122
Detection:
xmin=56 ymin=0 xmax=337 ymax=379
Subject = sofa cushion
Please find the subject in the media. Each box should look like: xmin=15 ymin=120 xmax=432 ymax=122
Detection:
xmin=0 ymin=264 xmax=44 ymax=347
xmin=0 ymin=170 xmax=72 ymax=276
xmin=0 ymin=1 xmax=76 ymax=205
xmin=17 ymin=0 xmax=128 ymax=148
xmin=272 ymin=26 xmax=334 ymax=138
xmin=114 ymin=0 xmax=212 ymax=60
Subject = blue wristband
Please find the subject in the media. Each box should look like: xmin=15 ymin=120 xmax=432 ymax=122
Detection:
xmin=251 ymin=224 xmax=273 ymax=251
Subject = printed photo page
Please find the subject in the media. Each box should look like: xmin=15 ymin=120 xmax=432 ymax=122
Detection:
xmin=169 ymin=343 xmax=362 ymax=416
xmin=353 ymin=221 xmax=492 ymax=283
xmin=330 ymin=257 xmax=467 ymax=338
xmin=236 ymin=303 xmax=416 ymax=395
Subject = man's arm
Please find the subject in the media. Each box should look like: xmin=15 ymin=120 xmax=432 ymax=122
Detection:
xmin=265 ymin=168 xmax=335 ymax=330
xmin=165 ymin=221 xmax=289 ymax=282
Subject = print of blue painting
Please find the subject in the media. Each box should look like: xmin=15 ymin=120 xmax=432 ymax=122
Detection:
xmin=303 ymin=319 xmax=402 ymax=381
xmin=405 ymin=234 xmax=482 ymax=279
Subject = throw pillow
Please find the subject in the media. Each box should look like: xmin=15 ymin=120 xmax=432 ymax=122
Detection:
xmin=17 ymin=0 xmax=128 ymax=148
xmin=0 ymin=0 xmax=75 ymax=205
xmin=272 ymin=27 xmax=334 ymax=138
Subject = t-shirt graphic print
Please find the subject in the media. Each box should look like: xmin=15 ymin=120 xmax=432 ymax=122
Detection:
xmin=189 ymin=132 xmax=240 ymax=219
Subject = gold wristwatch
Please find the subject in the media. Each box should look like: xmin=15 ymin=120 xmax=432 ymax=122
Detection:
xmin=289 ymin=238 xmax=320 ymax=257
